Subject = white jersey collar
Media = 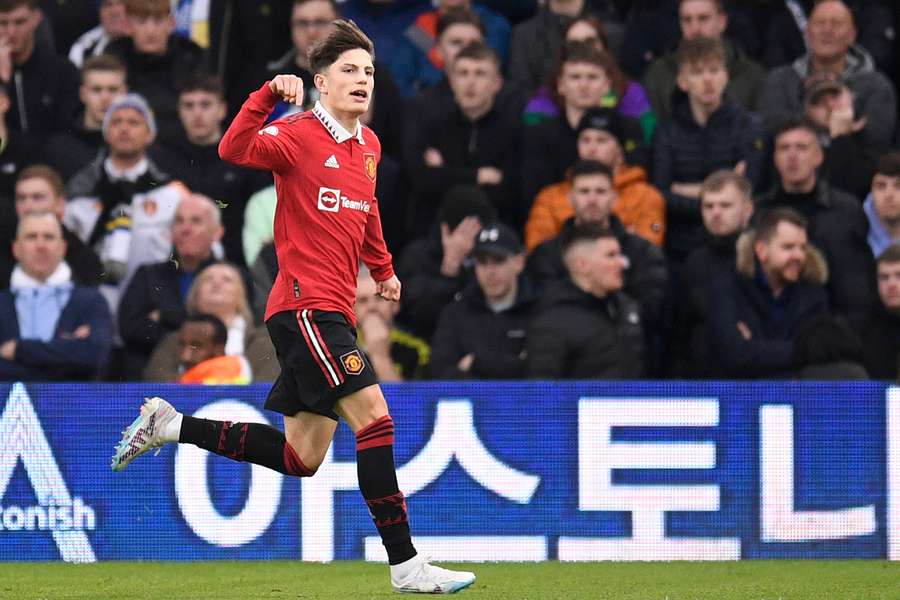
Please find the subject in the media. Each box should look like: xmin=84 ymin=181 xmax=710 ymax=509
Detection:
xmin=313 ymin=101 xmax=365 ymax=144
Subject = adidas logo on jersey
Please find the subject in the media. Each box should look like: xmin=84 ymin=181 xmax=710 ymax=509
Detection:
xmin=324 ymin=154 xmax=340 ymax=169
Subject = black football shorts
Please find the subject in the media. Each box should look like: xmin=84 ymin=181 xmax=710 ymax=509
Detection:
xmin=265 ymin=309 xmax=378 ymax=420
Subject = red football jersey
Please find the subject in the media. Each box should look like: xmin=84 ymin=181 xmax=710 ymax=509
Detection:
xmin=219 ymin=83 xmax=394 ymax=326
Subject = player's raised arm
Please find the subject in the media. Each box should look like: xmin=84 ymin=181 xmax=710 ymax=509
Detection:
xmin=218 ymin=74 xmax=304 ymax=172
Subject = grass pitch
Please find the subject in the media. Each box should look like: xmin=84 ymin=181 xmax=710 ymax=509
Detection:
xmin=1 ymin=560 xmax=898 ymax=600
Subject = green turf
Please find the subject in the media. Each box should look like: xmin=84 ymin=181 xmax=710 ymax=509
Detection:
xmin=1 ymin=561 xmax=898 ymax=600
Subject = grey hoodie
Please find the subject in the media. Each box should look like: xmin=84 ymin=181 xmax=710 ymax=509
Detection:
xmin=758 ymin=44 xmax=897 ymax=147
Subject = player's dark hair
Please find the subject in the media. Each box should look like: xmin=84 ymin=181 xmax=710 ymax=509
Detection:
xmin=307 ymin=19 xmax=374 ymax=74
xmin=178 ymin=72 xmax=225 ymax=99
xmin=569 ymin=160 xmax=614 ymax=184
xmin=452 ymin=41 xmax=500 ymax=71
xmin=436 ymin=7 xmax=484 ymax=38
xmin=184 ymin=313 xmax=228 ymax=346
xmin=875 ymin=151 xmax=900 ymax=179
xmin=755 ymin=208 xmax=808 ymax=243
xmin=559 ymin=222 xmax=616 ymax=257
xmin=774 ymin=115 xmax=821 ymax=144
xmin=877 ymin=243 xmax=900 ymax=266
xmin=677 ymin=36 xmax=726 ymax=68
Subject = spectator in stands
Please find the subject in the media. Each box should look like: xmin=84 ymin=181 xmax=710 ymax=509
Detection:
xmin=355 ymin=266 xmax=429 ymax=381
xmin=527 ymin=223 xmax=643 ymax=378
xmin=118 ymin=193 xmax=223 ymax=380
xmin=0 ymin=0 xmax=80 ymax=138
xmin=405 ymin=42 xmax=522 ymax=231
xmin=68 ymin=0 xmax=128 ymax=68
xmin=507 ymin=0 xmax=590 ymax=95
xmin=641 ymin=0 xmax=764 ymax=120
xmin=792 ymin=313 xmax=869 ymax=380
xmin=525 ymin=107 xmax=664 ymax=251
xmin=708 ymin=208 xmax=828 ymax=378
xmin=757 ymin=116 xmax=875 ymax=318
xmin=107 ymin=0 xmax=205 ymax=142
xmin=522 ymin=40 xmax=647 ymax=205
xmin=652 ymin=36 xmax=764 ymax=264
xmin=527 ymin=160 xmax=667 ymax=326
xmin=430 ymin=222 xmax=536 ymax=379
xmin=397 ymin=184 xmax=496 ymax=340
xmin=0 ymin=212 xmax=112 ymax=381
xmin=758 ymin=0 xmax=896 ymax=149
xmin=64 ymin=93 xmax=188 ymax=312
xmin=865 ymin=151 xmax=900 ymax=258
xmin=670 ymin=170 xmax=753 ymax=377
xmin=0 ymin=165 xmax=104 ymax=288
xmin=153 ymin=73 xmax=269 ymax=267
xmin=144 ymin=261 xmax=278 ymax=382
xmin=0 ymin=81 xmax=38 ymax=201
xmin=524 ymin=16 xmax=655 ymax=141
xmin=339 ymin=0 xmax=429 ymax=69
xmin=802 ymin=70 xmax=879 ymax=200
xmin=175 ymin=314 xmax=253 ymax=384
xmin=391 ymin=1 xmax=509 ymax=97
xmin=45 ymin=54 xmax=128 ymax=181
xmin=857 ymin=244 xmax=900 ymax=380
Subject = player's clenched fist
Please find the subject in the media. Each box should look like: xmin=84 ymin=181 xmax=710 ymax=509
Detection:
xmin=269 ymin=74 xmax=304 ymax=106
xmin=375 ymin=275 xmax=401 ymax=302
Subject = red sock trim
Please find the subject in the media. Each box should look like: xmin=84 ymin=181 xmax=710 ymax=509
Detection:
xmin=356 ymin=415 xmax=395 ymax=451
xmin=283 ymin=443 xmax=315 ymax=477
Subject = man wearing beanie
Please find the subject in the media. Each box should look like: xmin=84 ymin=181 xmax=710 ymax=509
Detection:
xmin=525 ymin=107 xmax=666 ymax=251
xmin=64 ymin=92 xmax=190 ymax=317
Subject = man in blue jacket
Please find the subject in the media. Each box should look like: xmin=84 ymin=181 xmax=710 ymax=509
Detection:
xmin=0 ymin=212 xmax=112 ymax=381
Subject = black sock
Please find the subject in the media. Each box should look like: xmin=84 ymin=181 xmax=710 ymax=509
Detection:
xmin=356 ymin=415 xmax=417 ymax=565
xmin=179 ymin=415 xmax=315 ymax=477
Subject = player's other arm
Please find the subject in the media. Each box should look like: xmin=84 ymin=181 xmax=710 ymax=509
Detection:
xmin=218 ymin=74 xmax=303 ymax=172
xmin=361 ymin=195 xmax=400 ymax=301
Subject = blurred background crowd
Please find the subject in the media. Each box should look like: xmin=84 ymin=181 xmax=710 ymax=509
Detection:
xmin=0 ymin=0 xmax=898 ymax=384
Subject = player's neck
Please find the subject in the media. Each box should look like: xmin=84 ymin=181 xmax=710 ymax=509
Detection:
xmin=320 ymin=100 xmax=361 ymax=137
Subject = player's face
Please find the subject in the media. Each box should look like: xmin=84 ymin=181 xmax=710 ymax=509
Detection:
xmin=577 ymin=129 xmax=621 ymax=167
xmin=679 ymin=0 xmax=726 ymax=40
xmin=872 ymin=173 xmax=900 ymax=227
xmin=474 ymin=253 xmax=523 ymax=303
xmin=449 ymin=57 xmax=501 ymax=116
xmin=318 ymin=48 xmax=374 ymax=118
xmin=105 ymin=107 xmax=153 ymax=157
xmin=128 ymin=12 xmax=174 ymax=55
xmin=756 ymin=222 xmax=808 ymax=286
xmin=80 ymin=70 xmax=127 ymax=127
xmin=291 ymin=0 xmax=336 ymax=55
xmin=100 ymin=0 xmax=128 ymax=37
xmin=807 ymin=0 xmax=856 ymax=63
xmin=558 ymin=62 xmax=609 ymax=111
xmin=774 ymin=128 xmax=823 ymax=189
xmin=677 ymin=59 xmax=727 ymax=108
xmin=12 ymin=215 xmax=67 ymax=282
xmin=571 ymin=173 xmax=616 ymax=225
xmin=195 ymin=265 xmax=243 ymax=317
xmin=178 ymin=322 xmax=221 ymax=370
xmin=877 ymin=261 xmax=900 ymax=311
xmin=701 ymin=184 xmax=751 ymax=237
xmin=587 ymin=237 xmax=625 ymax=295
xmin=172 ymin=198 xmax=221 ymax=260
xmin=436 ymin=23 xmax=483 ymax=69
xmin=15 ymin=178 xmax=64 ymax=219
xmin=178 ymin=90 xmax=226 ymax=144
xmin=0 ymin=5 xmax=39 ymax=57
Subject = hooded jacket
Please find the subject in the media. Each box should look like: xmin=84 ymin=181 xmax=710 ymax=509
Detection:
xmin=758 ymin=44 xmax=897 ymax=147
xmin=524 ymin=164 xmax=666 ymax=251
xmin=707 ymin=231 xmax=829 ymax=378
xmin=527 ymin=279 xmax=643 ymax=379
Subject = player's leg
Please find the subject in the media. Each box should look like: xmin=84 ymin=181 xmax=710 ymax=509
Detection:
xmin=336 ymin=384 xmax=476 ymax=594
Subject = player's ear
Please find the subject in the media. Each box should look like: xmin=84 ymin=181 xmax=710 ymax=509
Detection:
xmin=314 ymin=72 xmax=327 ymax=95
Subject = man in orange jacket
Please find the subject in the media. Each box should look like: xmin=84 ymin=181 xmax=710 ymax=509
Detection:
xmin=525 ymin=107 xmax=665 ymax=251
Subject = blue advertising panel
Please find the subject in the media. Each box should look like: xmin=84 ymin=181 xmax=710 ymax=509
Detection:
xmin=0 ymin=381 xmax=896 ymax=562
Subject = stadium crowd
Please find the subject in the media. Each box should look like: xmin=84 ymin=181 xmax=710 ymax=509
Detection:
xmin=0 ymin=0 xmax=899 ymax=383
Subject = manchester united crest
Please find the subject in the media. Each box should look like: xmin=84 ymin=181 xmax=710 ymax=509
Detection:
xmin=340 ymin=350 xmax=365 ymax=375
xmin=363 ymin=153 xmax=377 ymax=182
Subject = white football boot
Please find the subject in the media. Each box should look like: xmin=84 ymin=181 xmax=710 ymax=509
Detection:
xmin=391 ymin=556 xmax=476 ymax=594
xmin=111 ymin=397 xmax=179 ymax=472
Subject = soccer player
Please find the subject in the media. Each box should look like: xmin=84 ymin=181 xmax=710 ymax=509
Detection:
xmin=111 ymin=20 xmax=476 ymax=595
